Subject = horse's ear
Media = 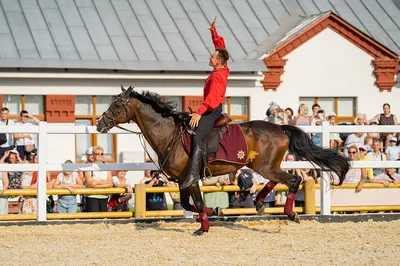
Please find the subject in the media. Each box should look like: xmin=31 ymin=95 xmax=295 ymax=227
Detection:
xmin=127 ymin=86 xmax=134 ymax=92
xmin=121 ymin=84 xmax=126 ymax=92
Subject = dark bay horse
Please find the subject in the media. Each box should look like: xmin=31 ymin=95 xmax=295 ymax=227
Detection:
xmin=96 ymin=86 xmax=350 ymax=235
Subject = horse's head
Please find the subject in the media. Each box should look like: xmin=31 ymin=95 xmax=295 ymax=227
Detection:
xmin=96 ymin=85 xmax=135 ymax=133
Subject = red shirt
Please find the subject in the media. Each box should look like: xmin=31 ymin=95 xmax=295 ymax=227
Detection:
xmin=196 ymin=28 xmax=230 ymax=116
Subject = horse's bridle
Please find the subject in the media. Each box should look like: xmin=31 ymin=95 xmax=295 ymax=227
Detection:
xmin=98 ymin=95 xmax=182 ymax=180
xmin=100 ymin=96 xmax=141 ymax=135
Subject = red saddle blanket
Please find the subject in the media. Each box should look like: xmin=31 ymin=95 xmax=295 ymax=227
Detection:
xmin=182 ymin=124 xmax=248 ymax=164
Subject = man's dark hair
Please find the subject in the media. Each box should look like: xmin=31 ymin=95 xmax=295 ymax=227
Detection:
xmin=0 ymin=107 xmax=9 ymax=112
xmin=312 ymin=103 xmax=320 ymax=111
xmin=215 ymin=48 xmax=230 ymax=65
xmin=20 ymin=110 xmax=28 ymax=116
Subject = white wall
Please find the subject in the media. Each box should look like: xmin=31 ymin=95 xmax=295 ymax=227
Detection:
xmin=250 ymin=28 xmax=400 ymax=121
xmin=46 ymin=123 xmax=76 ymax=163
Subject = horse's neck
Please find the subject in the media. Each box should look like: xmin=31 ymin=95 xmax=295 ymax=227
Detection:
xmin=133 ymin=102 xmax=175 ymax=159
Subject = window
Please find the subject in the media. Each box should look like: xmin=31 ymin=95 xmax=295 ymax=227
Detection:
xmin=2 ymin=95 xmax=45 ymax=120
xmin=299 ymin=97 xmax=356 ymax=122
xmin=75 ymin=96 xmax=116 ymax=162
xmin=223 ymin=97 xmax=249 ymax=123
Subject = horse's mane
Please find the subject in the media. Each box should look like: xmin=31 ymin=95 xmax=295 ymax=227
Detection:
xmin=129 ymin=90 xmax=190 ymax=125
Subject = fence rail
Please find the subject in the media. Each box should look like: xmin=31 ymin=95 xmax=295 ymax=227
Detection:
xmin=1 ymin=122 xmax=400 ymax=222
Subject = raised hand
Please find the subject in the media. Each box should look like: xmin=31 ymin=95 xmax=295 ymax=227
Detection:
xmin=207 ymin=16 xmax=216 ymax=30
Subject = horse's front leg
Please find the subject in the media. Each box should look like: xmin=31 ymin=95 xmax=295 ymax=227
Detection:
xmin=186 ymin=184 xmax=210 ymax=236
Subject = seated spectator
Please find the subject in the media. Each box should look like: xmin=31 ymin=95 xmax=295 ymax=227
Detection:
xmin=367 ymin=139 xmax=387 ymax=176
xmin=144 ymin=171 xmax=168 ymax=211
xmin=140 ymin=170 xmax=153 ymax=184
xmin=77 ymin=147 xmax=95 ymax=212
xmin=385 ymin=137 xmax=399 ymax=161
xmin=202 ymin=174 xmax=230 ymax=215
xmin=266 ymin=101 xmax=287 ymax=125
xmin=359 ymin=146 xmax=373 ymax=182
xmin=367 ymin=118 xmax=380 ymax=140
xmin=354 ymin=113 xmax=367 ymax=125
xmin=363 ymin=136 xmax=373 ymax=153
xmin=20 ymin=154 xmax=55 ymax=214
xmin=108 ymin=170 xmax=132 ymax=212
xmin=295 ymin=167 xmax=319 ymax=207
xmin=0 ymin=151 xmax=23 ymax=213
xmin=285 ymin=108 xmax=294 ymax=125
xmin=53 ymin=160 xmax=84 ymax=213
xmin=375 ymin=103 xmax=398 ymax=150
xmin=312 ymin=120 xmax=322 ymax=147
xmin=328 ymin=112 xmax=343 ymax=151
xmin=294 ymin=104 xmax=310 ymax=126
xmin=13 ymin=110 xmax=40 ymax=161
xmin=84 ymin=146 xmax=113 ymax=212
xmin=371 ymin=168 xmax=400 ymax=187
xmin=344 ymin=132 xmax=366 ymax=156
xmin=168 ymin=181 xmax=182 ymax=210
xmin=310 ymin=103 xmax=321 ymax=126
xmin=0 ymin=107 xmax=15 ymax=161
xmin=228 ymin=168 xmax=256 ymax=209
xmin=344 ymin=145 xmax=366 ymax=192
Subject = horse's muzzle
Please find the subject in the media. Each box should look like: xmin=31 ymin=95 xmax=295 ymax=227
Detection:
xmin=96 ymin=117 xmax=109 ymax=133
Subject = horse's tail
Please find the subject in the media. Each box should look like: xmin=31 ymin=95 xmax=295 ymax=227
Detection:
xmin=281 ymin=125 xmax=350 ymax=185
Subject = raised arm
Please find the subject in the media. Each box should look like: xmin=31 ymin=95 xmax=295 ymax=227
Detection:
xmin=208 ymin=17 xmax=226 ymax=49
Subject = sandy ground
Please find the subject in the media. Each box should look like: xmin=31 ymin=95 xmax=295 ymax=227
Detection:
xmin=0 ymin=219 xmax=399 ymax=265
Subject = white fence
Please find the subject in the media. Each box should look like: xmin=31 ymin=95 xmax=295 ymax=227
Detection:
xmin=1 ymin=121 xmax=400 ymax=221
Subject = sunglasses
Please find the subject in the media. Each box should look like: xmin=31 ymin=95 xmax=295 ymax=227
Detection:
xmin=348 ymin=151 xmax=357 ymax=155
xmin=300 ymin=108 xmax=308 ymax=111
xmin=94 ymin=153 xmax=104 ymax=156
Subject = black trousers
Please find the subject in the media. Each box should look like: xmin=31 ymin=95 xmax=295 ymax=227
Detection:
xmin=193 ymin=105 xmax=222 ymax=142
xmin=86 ymin=197 xmax=108 ymax=212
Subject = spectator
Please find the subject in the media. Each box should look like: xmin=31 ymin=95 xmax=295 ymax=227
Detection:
xmin=328 ymin=112 xmax=343 ymax=151
xmin=375 ymin=103 xmax=398 ymax=150
xmin=285 ymin=108 xmax=294 ymax=125
xmin=77 ymin=147 xmax=95 ymax=212
xmin=0 ymin=151 xmax=23 ymax=212
xmin=367 ymin=118 xmax=380 ymax=140
xmin=312 ymin=120 xmax=322 ymax=147
xmin=367 ymin=139 xmax=387 ymax=176
xmin=371 ymin=168 xmax=400 ymax=187
xmin=354 ymin=113 xmax=367 ymax=125
xmin=344 ymin=132 xmax=366 ymax=156
xmin=144 ymin=171 xmax=168 ymax=211
xmin=14 ymin=110 xmax=40 ymax=161
xmin=168 ymin=181 xmax=182 ymax=210
xmin=202 ymin=174 xmax=230 ymax=216
xmin=84 ymin=146 xmax=113 ymax=212
xmin=363 ymin=136 xmax=373 ymax=153
xmin=266 ymin=101 xmax=287 ymax=125
xmin=359 ymin=145 xmax=374 ymax=182
xmin=228 ymin=168 xmax=256 ymax=208
xmin=385 ymin=137 xmax=399 ymax=161
xmin=294 ymin=104 xmax=311 ymax=126
xmin=0 ymin=107 xmax=15 ymax=160
xmin=295 ymin=168 xmax=319 ymax=207
xmin=310 ymin=104 xmax=324 ymax=126
xmin=140 ymin=170 xmax=153 ymax=184
xmin=108 ymin=170 xmax=133 ymax=212
xmin=344 ymin=145 xmax=367 ymax=192
xmin=53 ymin=160 xmax=83 ymax=213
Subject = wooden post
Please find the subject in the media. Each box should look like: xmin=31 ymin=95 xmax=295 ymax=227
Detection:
xmin=304 ymin=179 xmax=316 ymax=214
xmin=134 ymin=184 xmax=146 ymax=218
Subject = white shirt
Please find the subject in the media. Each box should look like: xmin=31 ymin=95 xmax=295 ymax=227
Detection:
xmin=0 ymin=119 xmax=15 ymax=148
xmin=14 ymin=121 xmax=35 ymax=146
xmin=344 ymin=133 xmax=366 ymax=156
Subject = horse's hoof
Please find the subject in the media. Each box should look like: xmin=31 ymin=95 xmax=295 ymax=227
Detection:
xmin=288 ymin=213 xmax=300 ymax=223
xmin=255 ymin=199 xmax=265 ymax=215
xmin=192 ymin=228 xmax=208 ymax=236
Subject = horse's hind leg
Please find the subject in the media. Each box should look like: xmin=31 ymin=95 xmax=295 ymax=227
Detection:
xmin=186 ymin=184 xmax=211 ymax=235
xmin=256 ymin=169 xmax=301 ymax=223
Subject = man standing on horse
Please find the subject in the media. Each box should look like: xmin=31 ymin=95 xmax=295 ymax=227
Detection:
xmin=181 ymin=17 xmax=230 ymax=189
